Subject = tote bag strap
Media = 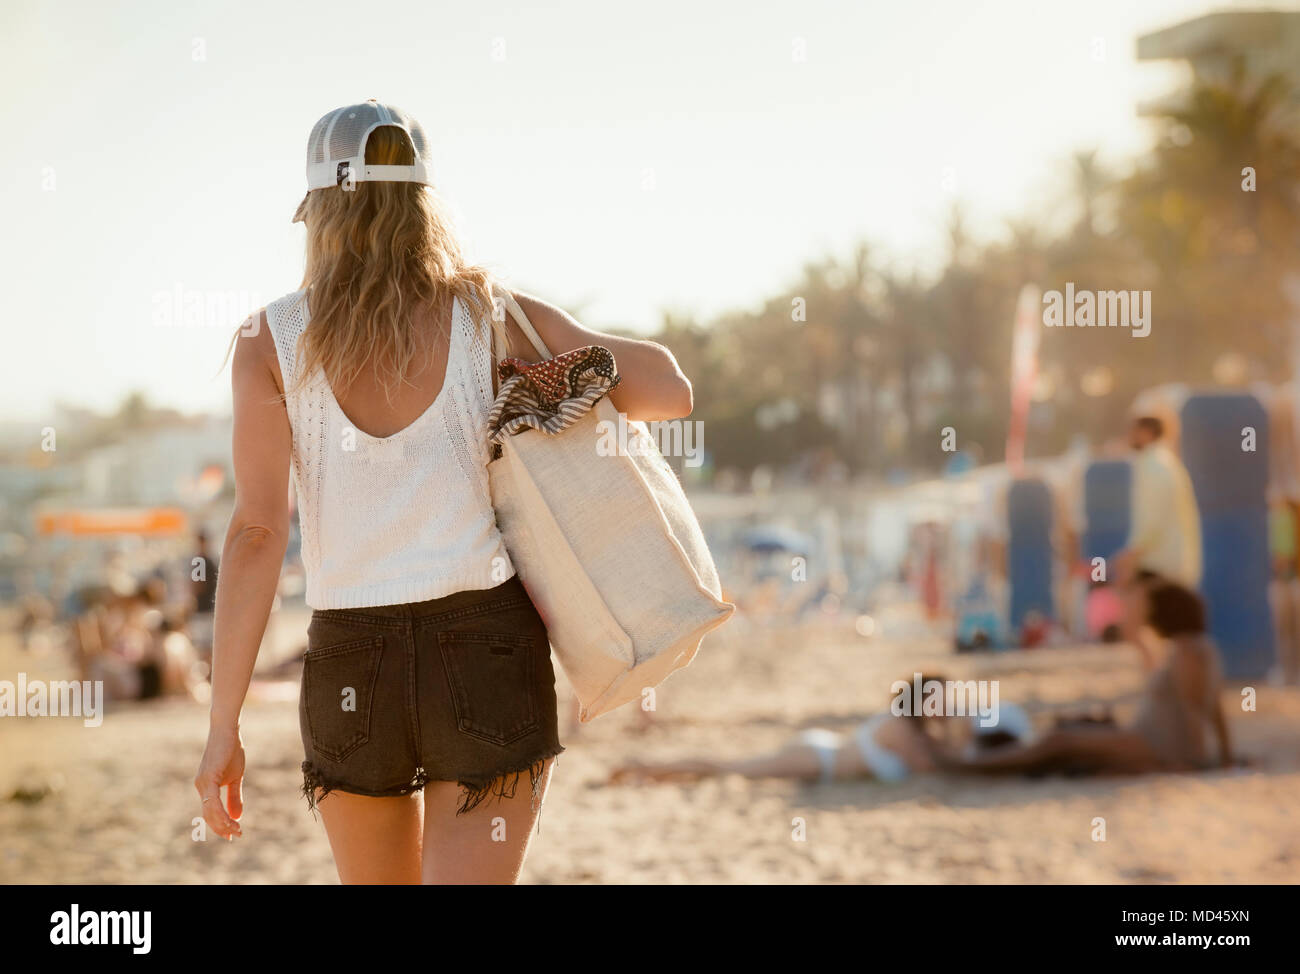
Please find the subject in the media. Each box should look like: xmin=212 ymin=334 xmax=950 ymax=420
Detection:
xmin=489 ymin=285 xmax=552 ymax=380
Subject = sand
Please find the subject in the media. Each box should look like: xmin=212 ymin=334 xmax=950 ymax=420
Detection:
xmin=2 ymin=609 xmax=1298 ymax=884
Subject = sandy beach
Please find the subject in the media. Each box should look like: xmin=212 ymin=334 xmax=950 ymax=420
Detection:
xmin=2 ymin=610 xmax=1298 ymax=885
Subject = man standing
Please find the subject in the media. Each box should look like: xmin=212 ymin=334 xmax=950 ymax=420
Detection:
xmin=1118 ymin=416 xmax=1203 ymax=589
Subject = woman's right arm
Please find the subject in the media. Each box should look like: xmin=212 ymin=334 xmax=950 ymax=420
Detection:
xmin=194 ymin=311 xmax=292 ymax=840
xmin=502 ymin=290 xmax=693 ymax=422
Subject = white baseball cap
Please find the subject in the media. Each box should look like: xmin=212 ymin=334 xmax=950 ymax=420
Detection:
xmin=292 ymin=99 xmax=433 ymax=223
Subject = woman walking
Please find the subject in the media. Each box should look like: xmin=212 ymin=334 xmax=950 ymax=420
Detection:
xmin=194 ymin=100 xmax=692 ymax=884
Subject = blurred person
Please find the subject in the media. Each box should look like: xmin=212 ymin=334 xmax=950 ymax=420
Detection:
xmin=17 ymin=592 xmax=55 ymax=653
xmin=608 ymin=673 xmax=1008 ymax=785
xmin=1115 ymin=416 xmax=1202 ymax=589
xmin=913 ymin=522 xmax=944 ymax=620
xmin=1119 ymin=568 xmax=1165 ymax=668
xmin=194 ymin=101 xmax=694 ymax=884
xmin=188 ymin=531 xmax=219 ymax=664
xmin=968 ymin=700 xmax=1034 ymax=751
xmin=954 ymin=572 xmax=1001 ymax=651
xmin=103 ymin=549 xmax=137 ymax=599
xmin=980 ymin=475 xmax=1074 ymax=647
xmin=938 ymin=578 xmax=1232 ymax=777
xmin=961 ymin=531 xmax=1008 ymax=648
xmin=154 ymin=610 xmax=208 ymax=701
xmin=67 ymin=585 xmax=111 ymax=684
xmin=1084 ymin=579 xmax=1126 ymax=643
xmin=136 ymin=625 xmax=166 ymax=700
xmin=87 ymin=587 xmax=153 ymax=701
xmin=141 ymin=570 xmax=169 ymax=605
xmin=1268 ymin=493 xmax=1300 ymax=684
xmin=128 ymin=583 xmax=169 ymax=701
xmin=1018 ymin=609 xmax=1052 ymax=648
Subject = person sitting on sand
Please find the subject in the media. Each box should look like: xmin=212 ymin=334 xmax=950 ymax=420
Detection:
xmin=609 ymin=673 xmax=1023 ymax=785
xmin=938 ymin=577 xmax=1232 ymax=777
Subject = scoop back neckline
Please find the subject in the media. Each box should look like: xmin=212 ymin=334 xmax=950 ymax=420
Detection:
xmin=303 ymin=290 xmax=459 ymax=444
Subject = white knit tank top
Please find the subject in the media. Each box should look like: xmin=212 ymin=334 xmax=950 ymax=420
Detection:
xmin=264 ymin=287 xmax=514 ymax=610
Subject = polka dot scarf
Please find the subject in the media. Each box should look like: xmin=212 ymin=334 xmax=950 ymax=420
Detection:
xmin=487 ymin=345 xmax=621 ymax=458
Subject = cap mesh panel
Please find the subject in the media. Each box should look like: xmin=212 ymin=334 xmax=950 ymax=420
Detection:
xmin=328 ymin=103 xmax=382 ymax=160
xmin=303 ymin=102 xmax=432 ymax=180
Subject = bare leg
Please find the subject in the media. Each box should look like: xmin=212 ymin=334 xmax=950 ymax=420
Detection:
xmin=948 ymin=727 xmax=1166 ymax=776
xmin=316 ymin=790 xmax=424 ymax=884
xmin=611 ymin=742 xmax=845 ymax=783
xmin=609 ymin=755 xmax=730 ymax=782
xmin=420 ymin=758 xmax=556 ymax=885
xmin=722 ymin=747 xmax=829 ymax=781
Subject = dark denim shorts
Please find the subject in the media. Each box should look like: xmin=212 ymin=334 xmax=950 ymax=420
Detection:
xmin=298 ymin=575 xmax=563 ymax=816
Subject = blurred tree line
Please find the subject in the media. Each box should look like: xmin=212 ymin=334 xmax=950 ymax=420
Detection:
xmin=649 ymin=66 xmax=1300 ymax=481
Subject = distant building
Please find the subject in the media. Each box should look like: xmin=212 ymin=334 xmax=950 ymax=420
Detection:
xmin=76 ymin=418 xmax=232 ymax=508
xmin=1137 ymin=9 xmax=1300 ymax=114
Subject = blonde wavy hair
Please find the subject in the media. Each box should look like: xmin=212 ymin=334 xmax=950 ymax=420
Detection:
xmin=286 ymin=125 xmax=506 ymax=401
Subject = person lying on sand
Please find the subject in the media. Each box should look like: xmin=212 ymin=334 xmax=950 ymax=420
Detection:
xmin=936 ymin=576 xmax=1233 ymax=777
xmin=609 ymin=673 xmax=1027 ymax=785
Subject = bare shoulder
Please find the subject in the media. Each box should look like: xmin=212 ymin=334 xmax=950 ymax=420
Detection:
xmin=231 ymin=309 xmax=283 ymax=394
xmin=500 ymin=288 xmax=590 ymax=359
xmin=510 ymin=290 xmax=576 ymax=329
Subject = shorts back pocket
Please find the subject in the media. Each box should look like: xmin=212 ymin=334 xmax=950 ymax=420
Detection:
xmin=302 ymin=636 xmax=384 ymax=763
xmin=438 ymin=631 xmax=541 ymax=746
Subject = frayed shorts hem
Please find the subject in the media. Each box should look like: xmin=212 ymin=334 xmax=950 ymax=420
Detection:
xmin=302 ymin=746 xmax=565 ymax=818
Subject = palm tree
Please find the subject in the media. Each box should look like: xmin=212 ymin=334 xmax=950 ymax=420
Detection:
xmin=1118 ymin=60 xmax=1300 ymax=381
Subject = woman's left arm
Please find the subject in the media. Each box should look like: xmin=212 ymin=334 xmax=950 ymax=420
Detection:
xmin=505 ymin=290 xmax=693 ymax=422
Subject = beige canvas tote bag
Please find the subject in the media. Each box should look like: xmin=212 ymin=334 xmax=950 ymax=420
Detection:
xmin=486 ymin=289 xmax=734 ymax=721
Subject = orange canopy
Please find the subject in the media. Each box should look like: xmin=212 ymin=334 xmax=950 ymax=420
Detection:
xmin=36 ymin=508 xmax=189 ymax=537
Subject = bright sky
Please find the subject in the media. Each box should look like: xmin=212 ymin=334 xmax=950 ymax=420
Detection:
xmin=0 ymin=0 xmax=1259 ymax=420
